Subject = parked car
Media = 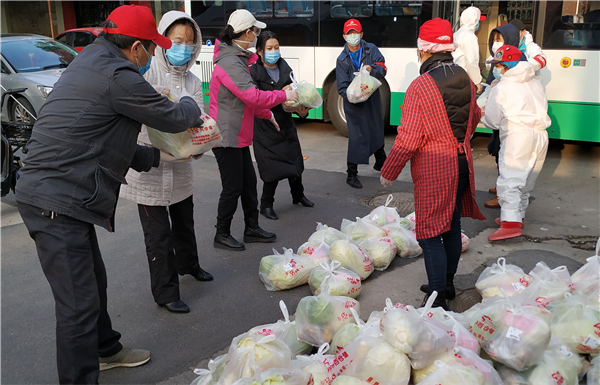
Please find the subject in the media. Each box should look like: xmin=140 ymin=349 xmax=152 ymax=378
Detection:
xmin=54 ymin=27 xmax=102 ymax=52
xmin=0 ymin=34 xmax=78 ymax=123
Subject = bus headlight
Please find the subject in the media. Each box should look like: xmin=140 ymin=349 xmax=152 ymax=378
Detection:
xmin=37 ymin=85 xmax=53 ymax=98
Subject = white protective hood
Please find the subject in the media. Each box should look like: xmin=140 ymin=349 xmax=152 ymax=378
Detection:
xmin=459 ymin=6 xmax=481 ymax=32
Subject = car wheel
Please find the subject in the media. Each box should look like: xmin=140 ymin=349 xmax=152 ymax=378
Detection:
xmin=327 ymin=85 xmax=349 ymax=137
xmin=10 ymin=97 xmax=36 ymax=123
xmin=327 ymin=81 xmax=391 ymax=138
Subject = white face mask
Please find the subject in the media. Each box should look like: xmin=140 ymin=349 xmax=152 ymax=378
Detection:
xmin=234 ymin=30 xmax=258 ymax=49
xmin=345 ymin=33 xmax=361 ymax=47
xmin=492 ymin=41 xmax=503 ymax=53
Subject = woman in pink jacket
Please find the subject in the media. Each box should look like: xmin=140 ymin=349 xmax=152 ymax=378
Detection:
xmin=210 ymin=9 xmax=298 ymax=251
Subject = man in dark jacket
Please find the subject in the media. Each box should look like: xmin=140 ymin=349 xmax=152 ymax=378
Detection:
xmin=15 ymin=5 xmax=202 ymax=384
xmin=336 ymin=19 xmax=387 ymax=189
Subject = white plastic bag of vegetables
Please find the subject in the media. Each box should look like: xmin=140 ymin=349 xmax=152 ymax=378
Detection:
xmin=329 ymin=238 xmax=374 ymax=280
xmin=258 ymin=248 xmax=315 ymax=291
xmin=309 ymin=260 xmax=362 ymax=298
xmin=467 ymin=294 xmax=551 ymax=371
xmin=518 ymin=268 xmax=571 ymax=308
xmin=358 ymin=237 xmax=396 ymax=271
xmin=349 ymin=217 xmax=386 ymax=242
xmin=292 ymin=343 xmax=333 ymax=385
xmin=342 ymin=328 xmax=411 ymax=385
xmin=282 ymin=73 xmax=323 ymax=109
xmin=295 ymin=285 xmax=360 ymax=347
xmin=249 ymin=367 xmax=314 ymax=385
xmin=346 ymin=64 xmax=382 ymax=104
xmin=297 ymin=240 xmax=331 ymax=266
xmin=380 ymin=294 xmax=455 ymax=370
xmin=248 ymin=300 xmax=312 ymax=357
xmin=192 ymin=354 xmax=228 ymax=385
xmin=331 ymin=376 xmax=368 ymax=385
xmin=475 ymin=257 xmax=533 ymax=298
xmin=588 ymin=355 xmax=600 ymax=385
xmin=382 ymin=223 xmax=422 ymax=258
xmin=308 ymin=223 xmax=346 ymax=245
xmin=550 ymin=292 xmax=600 ymax=355
xmin=418 ymin=306 xmax=479 ymax=353
xmin=571 ymin=238 xmax=600 ymax=305
xmin=416 ymin=360 xmax=487 ymax=385
xmin=363 ymin=195 xmax=401 ymax=226
xmin=218 ymin=332 xmax=292 ymax=385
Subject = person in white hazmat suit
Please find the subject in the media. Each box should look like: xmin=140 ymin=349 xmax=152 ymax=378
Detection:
xmin=482 ymin=45 xmax=551 ymax=241
xmin=509 ymin=19 xmax=548 ymax=76
xmin=453 ymin=6 xmax=486 ymax=93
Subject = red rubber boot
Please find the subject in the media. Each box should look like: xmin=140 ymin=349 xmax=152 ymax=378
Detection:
xmin=495 ymin=217 xmax=524 ymax=228
xmin=488 ymin=221 xmax=523 ymax=241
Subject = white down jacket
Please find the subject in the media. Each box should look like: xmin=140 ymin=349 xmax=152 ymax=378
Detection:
xmin=121 ymin=11 xmax=204 ymax=206
xmin=453 ymin=6 xmax=482 ymax=85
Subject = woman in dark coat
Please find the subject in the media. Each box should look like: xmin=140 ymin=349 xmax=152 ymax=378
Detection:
xmin=250 ymin=31 xmax=314 ymax=220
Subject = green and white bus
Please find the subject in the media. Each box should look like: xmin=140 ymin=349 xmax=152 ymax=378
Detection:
xmin=185 ymin=1 xmax=599 ymax=143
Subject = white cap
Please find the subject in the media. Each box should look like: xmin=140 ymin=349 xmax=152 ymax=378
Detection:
xmin=227 ymin=9 xmax=266 ymax=34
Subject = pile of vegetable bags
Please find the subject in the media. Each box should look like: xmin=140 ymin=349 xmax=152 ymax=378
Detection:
xmin=460 ymin=243 xmax=600 ymax=385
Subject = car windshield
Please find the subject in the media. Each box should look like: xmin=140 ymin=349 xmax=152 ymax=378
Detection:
xmin=1 ymin=38 xmax=77 ymax=73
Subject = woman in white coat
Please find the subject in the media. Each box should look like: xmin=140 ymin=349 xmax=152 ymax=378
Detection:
xmin=482 ymin=45 xmax=551 ymax=241
xmin=121 ymin=11 xmax=212 ymax=314
xmin=453 ymin=6 xmax=486 ymax=93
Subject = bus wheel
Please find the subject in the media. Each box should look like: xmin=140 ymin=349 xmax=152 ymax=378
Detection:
xmin=327 ymin=82 xmax=391 ymax=138
xmin=327 ymin=86 xmax=349 ymax=137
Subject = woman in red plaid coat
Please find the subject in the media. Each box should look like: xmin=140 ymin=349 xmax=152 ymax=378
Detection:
xmin=381 ymin=18 xmax=485 ymax=309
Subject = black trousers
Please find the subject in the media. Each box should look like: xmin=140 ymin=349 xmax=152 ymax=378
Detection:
xmin=261 ymin=176 xmax=304 ymax=208
xmin=17 ymin=201 xmax=122 ymax=385
xmin=418 ymin=154 xmax=470 ymax=293
xmin=212 ymin=146 xmax=259 ymax=229
xmin=137 ymin=195 xmax=201 ymax=304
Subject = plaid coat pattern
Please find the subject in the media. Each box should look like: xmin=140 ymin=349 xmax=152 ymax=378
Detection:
xmin=381 ymin=72 xmax=485 ymax=239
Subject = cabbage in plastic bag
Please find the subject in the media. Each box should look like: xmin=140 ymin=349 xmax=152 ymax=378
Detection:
xmin=292 ymin=344 xmax=332 ymax=385
xmin=308 ymin=262 xmax=362 ymax=298
xmin=258 ymin=248 xmax=315 ymax=291
xmin=475 ymin=257 xmax=533 ymax=298
xmin=363 ymin=194 xmax=401 ymax=226
xmin=282 ymin=73 xmax=323 ymax=109
xmin=416 ymin=360 xmax=485 ymax=385
xmin=329 ymin=239 xmax=373 ymax=280
xmin=297 ymin=240 xmax=331 ymax=266
xmin=358 ymin=237 xmax=396 ymax=271
xmin=550 ymin=292 xmax=600 ymax=355
xmin=308 ymin=223 xmax=346 ymax=245
xmin=346 ymin=64 xmax=382 ymax=104
xmin=192 ymin=354 xmax=228 ymax=385
xmin=382 ymin=223 xmax=422 ymax=258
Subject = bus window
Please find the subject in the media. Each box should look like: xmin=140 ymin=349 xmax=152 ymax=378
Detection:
xmin=245 ymin=1 xmax=315 ymax=19
xmin=330 ymin=1 xmax=374 ymax=18
xmin=542 ymin=1 xmax=600 ymax=49
xmin=374 ymin=1 xmax=422 ymax=17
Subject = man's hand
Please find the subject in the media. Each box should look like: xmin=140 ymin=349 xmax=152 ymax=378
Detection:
xmin=285 ymin=89 xmax=299 ymax=102
xmin=160 ymin=150 xmax=193 ymax=163
xmin=269 ymin=111 xmax=280 ymax=131
xmin=296 ymin=105 xmax=310 ymax=117
xmin=476 ymin=83 xmax=484 ymax=94
xmin=364 ymin=65 xmax=372 ymax=72
xmin=380 ymin=175 xmax=393 ymax=187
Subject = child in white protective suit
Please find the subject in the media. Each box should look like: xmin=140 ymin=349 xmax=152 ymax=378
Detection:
xmin=452 ymin=6 xmax=486 ymax=93
xmin=482 ymin=45 xmax=551 ymax=241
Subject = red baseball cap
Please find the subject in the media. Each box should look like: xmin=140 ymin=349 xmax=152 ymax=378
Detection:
xmin=343 ymin=19 xmax=362 ymax=34
xmin=486 ymin=45 xmax=521 ymax=64
xmin=104 ymin=5 xmax=172 ymax=49
xmin=418 ymin=18 xmax=454 ymax=44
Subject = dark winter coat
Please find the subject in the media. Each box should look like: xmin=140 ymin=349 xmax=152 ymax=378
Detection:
xmin=15 ymin=36 xmax=201 ymax=231
xmin=486 ymin=24 xmax=524 ymax=84
xmin=336 ymin=41 xmax=386 ymax=164
xmin=250 ymin=58 xmax=304 ymax=183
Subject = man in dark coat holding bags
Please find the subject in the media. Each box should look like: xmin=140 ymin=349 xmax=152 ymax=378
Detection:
xmin=336 ymin=18 xmax=387 ymax=189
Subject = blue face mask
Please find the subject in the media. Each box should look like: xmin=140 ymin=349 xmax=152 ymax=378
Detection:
xmin=263 ymin=50 xmax=280 ymax=65
xmin=166 ymin=43 xmax=194 ymax=66
xmin=136 ymin=44 xmax=152 ymax=76
xmin=518 ymin=37 xmax=527 ymax=53
xmin=492 ymin=67 xmax=503 ymax=80
xmin=475 ymin=23 xmax=480 ymax=32
xmin=345 ymin=33 xmax=361 ymax=47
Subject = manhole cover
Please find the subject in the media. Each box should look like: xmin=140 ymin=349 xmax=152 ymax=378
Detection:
xmin=361 ymin=191 xmax=415 ymax=215
xmin=449 ymin=288 xmax=482 ymax=313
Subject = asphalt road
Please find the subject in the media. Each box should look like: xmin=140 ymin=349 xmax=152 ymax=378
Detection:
xmin=1 ymin=121 xmax=598 ymax=384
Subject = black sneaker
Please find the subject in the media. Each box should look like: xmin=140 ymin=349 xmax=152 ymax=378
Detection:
xmin=243 ymin=227 xmax=277 ymax=243
xmin=346 ymin=175 xmax=362 ymax=189
xmin=99 ymin=347 xmax=151 ymax=371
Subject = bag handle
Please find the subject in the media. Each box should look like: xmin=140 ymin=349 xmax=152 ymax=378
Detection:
xmin=421 ymin=290 xmax=438 ymax=315
xmin=279 ymin=300 xmax=290 ymax=323
xmin=289 ymin=72 xmax=298 ymax=91
xmin=317 ymin=343 xmax=330 ymax=355
xmin=385 ymin=194 xmax=394 ymax=207
xmin=350 ymin=307 xmax=364 ymax=327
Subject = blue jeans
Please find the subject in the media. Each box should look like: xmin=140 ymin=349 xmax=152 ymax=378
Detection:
xmin=418 ymin=154 xmax=469 ymax=294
